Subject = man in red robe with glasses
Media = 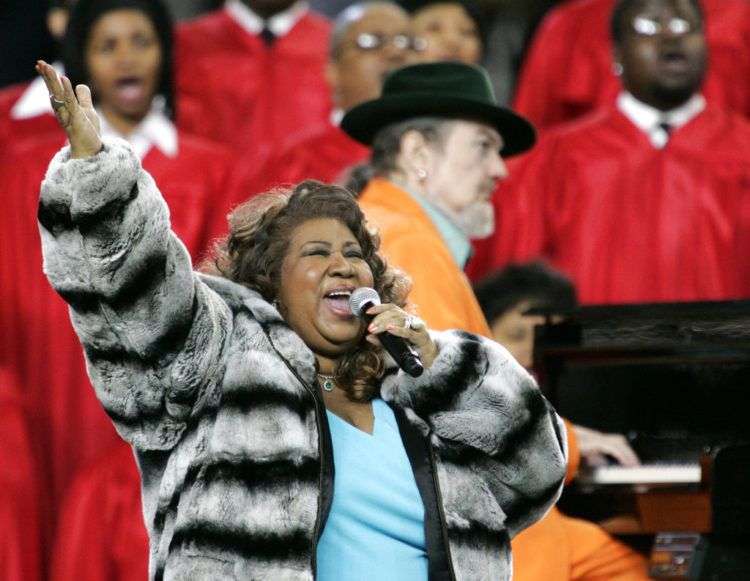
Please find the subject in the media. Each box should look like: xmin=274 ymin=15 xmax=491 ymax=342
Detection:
xmin=242 ymin=1 xmax=416 ymax=194
xmin=513 ymin=0 xmax=750 ymax=132
xmin=469 ymin=0 xmax=750 ymax=306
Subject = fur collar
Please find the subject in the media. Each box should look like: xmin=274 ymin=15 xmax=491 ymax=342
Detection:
xmin=199 ymin=273 xmax=318 ymax=387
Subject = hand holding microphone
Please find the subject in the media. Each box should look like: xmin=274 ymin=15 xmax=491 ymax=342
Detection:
xmin=349 ymin=288 xmax=437 ymax=377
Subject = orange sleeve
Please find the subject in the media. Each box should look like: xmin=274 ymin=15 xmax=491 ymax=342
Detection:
xmin=378 ymin=229 xmax=490 ymax=337
xmin=563 ymin=418 xmax=581 ymax=484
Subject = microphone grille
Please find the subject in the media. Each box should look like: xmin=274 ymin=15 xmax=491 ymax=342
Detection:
xmin=349 ymin=287 xmax=380 ymax=317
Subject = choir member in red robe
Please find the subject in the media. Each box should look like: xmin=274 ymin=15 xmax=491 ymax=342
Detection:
xmin=402 ymin=0 xmax=484 ymax=65
xmin=469 ymin=0 xmax=750 ymax=305
xmin=0 ymin=367 xmax=42 ymax=581
xmin=1 ymin=3 xmax=238 ymax=574
xmin=247 ymin=1 xmax=414 ymax=192
xmin=513 ymin=0 xmax=750 ymax=131
xmin=175 ymin=0 xmax=333 ymax=165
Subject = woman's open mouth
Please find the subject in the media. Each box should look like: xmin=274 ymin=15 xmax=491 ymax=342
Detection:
xmin=114 ymin=76 xmax=147 ymax=107
xmin=322 ymin=287 xmax=355 ymax=317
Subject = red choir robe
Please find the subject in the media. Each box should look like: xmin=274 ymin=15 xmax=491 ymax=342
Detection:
xmin=0 ymin=78 xmax=60 ymax=147
xmin=1 ymin=129 xmax=236 ymax=550
xmin=51 ymin=442 xmax=148 ymax=581
xmin=468 ymin=104 xmax=750 ymax=304
xmin=175 ymin=6 xmax=332 ymax=166
xmin=0 ymin=369 xmax=42 ymax=581
xmin=513 ymin=0 xmax=750 ymax=131
xmin=246 ymin=122 xmax=370 ymax=193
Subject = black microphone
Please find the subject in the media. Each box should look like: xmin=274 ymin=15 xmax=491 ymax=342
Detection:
xmin=349 ymin=287 xmax=424 ymax=377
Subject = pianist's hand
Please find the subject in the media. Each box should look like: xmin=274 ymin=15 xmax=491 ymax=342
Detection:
xmin=573 ymin=424 xmax=640 ymax=468
xmin=36 ymin=60 xmax=102 ymax=159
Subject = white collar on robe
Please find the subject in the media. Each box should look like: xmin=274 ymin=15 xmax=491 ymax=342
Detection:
xmin=98 ymin=96 xmax=178 ymax=160
xmin=330 ymin=108 xmax=344 ymax=126
xmin=617 ymin=91 xmax=705 ymax=149
xmin=225 ymin=0 xmax=308 ymax=38
xmin=10 ymin=61 xmax=64 ymax=120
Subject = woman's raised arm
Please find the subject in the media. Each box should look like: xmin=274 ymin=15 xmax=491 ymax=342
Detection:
xmin=36 ymin=62 xmax=231 ymax=452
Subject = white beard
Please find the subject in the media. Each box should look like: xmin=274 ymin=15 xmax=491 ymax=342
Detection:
xmin=441 ymin=200 xmax=495 ymax=240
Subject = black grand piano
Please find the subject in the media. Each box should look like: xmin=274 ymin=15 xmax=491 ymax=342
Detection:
xmin=532 ymin=300 xmax=750 ymax=579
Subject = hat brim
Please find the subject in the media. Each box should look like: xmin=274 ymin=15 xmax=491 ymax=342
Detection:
xmin=341 ymin=94 xmax=536 ymax=157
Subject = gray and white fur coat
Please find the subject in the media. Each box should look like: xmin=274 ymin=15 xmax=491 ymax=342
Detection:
xmin=38 ymin=140 xmax=567 ymax=581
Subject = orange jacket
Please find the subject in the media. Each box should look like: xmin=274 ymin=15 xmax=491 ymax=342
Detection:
xmin=359 ymin=179 xmax=492 ymax=337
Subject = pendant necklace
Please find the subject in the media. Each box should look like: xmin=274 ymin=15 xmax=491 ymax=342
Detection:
xmin=318 ymin=374 xmax=336 ymax=392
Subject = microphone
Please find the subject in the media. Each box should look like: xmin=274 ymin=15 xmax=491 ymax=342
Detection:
xmin=349 ymin=287 xmax=424 ymax=377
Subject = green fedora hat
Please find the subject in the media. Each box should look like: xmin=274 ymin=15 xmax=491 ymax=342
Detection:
xmin=341 ymin=62 xmax=536 ymax=157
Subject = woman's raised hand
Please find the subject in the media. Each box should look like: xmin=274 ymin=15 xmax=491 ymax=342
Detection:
xmin=36 ymin=60 xmax=102 ymax=159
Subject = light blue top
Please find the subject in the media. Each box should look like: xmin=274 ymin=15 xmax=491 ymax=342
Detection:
xmin=316 ymin=398 xmax=428 ymax=581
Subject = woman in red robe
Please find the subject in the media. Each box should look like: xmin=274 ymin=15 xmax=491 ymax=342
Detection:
xmin=2 ymin=1 xmax=240 ymax=574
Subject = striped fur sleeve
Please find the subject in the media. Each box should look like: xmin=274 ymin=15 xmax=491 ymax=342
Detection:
xmin=38 ymin=139 xmax=231 ymax=451
xmin=383 ymin=330 xmax=567 ymax=537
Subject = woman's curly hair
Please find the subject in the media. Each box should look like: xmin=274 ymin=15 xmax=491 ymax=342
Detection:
xmin=205 ymin=180 xmax=411 ymax=402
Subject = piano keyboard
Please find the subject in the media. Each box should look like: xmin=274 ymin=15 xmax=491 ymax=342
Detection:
xmin=579 ymin=463 xmax=702 ymax=485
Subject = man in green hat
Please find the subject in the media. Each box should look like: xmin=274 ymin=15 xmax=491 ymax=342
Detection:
xmin=343 ymin=60 xmax=534 ymax=335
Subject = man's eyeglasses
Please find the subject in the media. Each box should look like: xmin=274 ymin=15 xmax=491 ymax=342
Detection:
xmin=350 ymin=32 xmax=427 ymax=53
xmin=631 ymin=15 xmax=699 ymax=37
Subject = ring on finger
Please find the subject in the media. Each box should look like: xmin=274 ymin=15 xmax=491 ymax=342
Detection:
xmin=404 ymin=315 xmax=423 ymax=330
xmin=49 ymin=95 xmax=65 ymax=111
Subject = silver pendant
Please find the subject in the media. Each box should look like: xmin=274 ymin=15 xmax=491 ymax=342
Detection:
xmin=321 ymin=377 xmax=335 ymax=392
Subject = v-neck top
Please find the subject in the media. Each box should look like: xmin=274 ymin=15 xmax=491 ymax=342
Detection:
xmin=316 ymin=399 xmax=428 ymax=580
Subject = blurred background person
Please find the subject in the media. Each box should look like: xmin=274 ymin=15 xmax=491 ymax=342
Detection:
xmin=401 ymin=0 xmax=484 ymax=65
xmin=174 ymin=0 xmax=333 ymax=166
xmin=244 ymin=1 xmax=417 ymax=193
xmin=469 ymin=0 xmax=750 ymax=305
xmin=475 ymin=261 xmax=649 ymax=581
xmin=1 ymin=3 xmax=239 ymax=575
xmin=477 ymin=260 xmax=577 ymax=369
xmin=338 ymin=0 xmax=486 ymax=196
xmin=513 ymin=0 xmax=750 ymax=132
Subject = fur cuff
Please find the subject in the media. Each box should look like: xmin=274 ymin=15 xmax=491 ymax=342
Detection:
xmin=41 ymin=137 xmax=140 ymax=222
xmin=381 ymin=329 xmax=487 ymax=411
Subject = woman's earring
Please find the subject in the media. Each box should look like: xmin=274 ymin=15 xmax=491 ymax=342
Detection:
xmin=416 ymin=168 xmax=427 ymax=180
xmin=613 ymin=62 xmax=624 ymax=77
